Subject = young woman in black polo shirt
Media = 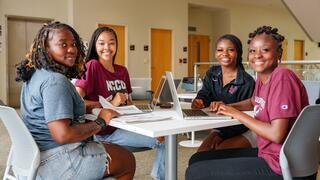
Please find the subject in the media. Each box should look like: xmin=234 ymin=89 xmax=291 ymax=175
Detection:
xmin=191 ymin=34 xmax=256 ymax=152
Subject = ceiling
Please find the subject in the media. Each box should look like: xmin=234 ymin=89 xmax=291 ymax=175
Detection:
xmin=189 ymin=0 xmax=286 ymax=11
xmin=282 ymin=0 xmax=320 ymax=42
xmin=189 ymin=0 xmax=320 ymax=42
xmin=227 ymin=0 xmax=285 ymax=9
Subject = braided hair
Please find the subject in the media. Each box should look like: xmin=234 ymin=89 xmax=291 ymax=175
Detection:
xmin=16 ymin=22 xmax=86 ymax=82
xmin=217 ymin=34 xmax=244 ymax=70
xmin=85 ymin=26 xmax=118 ymax=64
xmin=247 ymin=26 xmax=285 ymax=59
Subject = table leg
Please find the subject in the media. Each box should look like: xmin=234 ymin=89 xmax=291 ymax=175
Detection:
xmin=165 ymin=134 xmax=177 ymax=180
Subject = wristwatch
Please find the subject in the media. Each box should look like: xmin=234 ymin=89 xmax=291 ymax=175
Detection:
xmin=94 ymin=118 xmax=107 ymax=130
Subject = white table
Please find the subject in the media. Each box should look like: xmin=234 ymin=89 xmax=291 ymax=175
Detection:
xmin=109 ymin=108 xmax=245 ymax=180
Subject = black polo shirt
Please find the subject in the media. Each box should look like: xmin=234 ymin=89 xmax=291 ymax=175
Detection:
xmin=196 ymin=65 xmax=255 ymax=140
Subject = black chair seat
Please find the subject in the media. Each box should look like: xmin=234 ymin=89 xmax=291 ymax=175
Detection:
xmin=122 ymin=146 xmax=152 ymax=152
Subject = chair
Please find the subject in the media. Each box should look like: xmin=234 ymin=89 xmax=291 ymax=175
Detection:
xmin=279 ymin=104 xmax=320 ymax=180
xmin=0 ymin=106 xmax=116 ymax=180
xmin=0 ymin=105 xmax=40 ymax=180
xmin=302 ymin=80 xmax=320 ymax=104
xmin=130 ymin=78 xmax=152 ymax=100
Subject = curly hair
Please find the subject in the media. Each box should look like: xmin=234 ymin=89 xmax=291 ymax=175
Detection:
xmin=85 ymin=26 xmax=118 ymax=64
xmin=248 ymin=25 xmax=284 ymax=47
xmin=16 ymin=22 xmax=86 ymax=82
xmin=217 ymin=34 xmax=244 ymax=70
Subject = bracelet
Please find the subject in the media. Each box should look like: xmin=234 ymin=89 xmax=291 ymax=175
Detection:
xmin=94 ymin=118 xmax=107 ymax=130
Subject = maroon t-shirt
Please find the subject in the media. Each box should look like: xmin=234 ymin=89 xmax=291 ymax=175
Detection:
xmin=251 ymin=67 xmax=309 ymax=175
xmin=76 ymin=60 xmax=132 ymax=135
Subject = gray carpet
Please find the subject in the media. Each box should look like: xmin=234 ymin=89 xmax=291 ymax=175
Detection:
xmin=132 ymin=137 xmax=197 ymax=180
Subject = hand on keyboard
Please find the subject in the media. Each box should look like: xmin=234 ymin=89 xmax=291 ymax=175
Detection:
xmin=209 ymin=101 xmax=224 ymax=112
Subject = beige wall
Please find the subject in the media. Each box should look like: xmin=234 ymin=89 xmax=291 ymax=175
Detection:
xmin=1 ymin=0 xmax=320 ymax=103
xmin=188 ymin=0 xmax=320 ymax=62
xmin=188 ymin=7 xmax=215 ymax=60
xmin=283 ymin=0 xmax=320 ymax=42
xmin=189 ymin=6 xmax=231 ymax=61
xmin=72 ymin=0 xmax=188 ymax=79
xmin=229 ymin=5 xmax=320 ymax=61
xmin=211 ymin=9 xmax=230 ymax=50
xmin=0 ymin=0 xmax=69 ymax=103
xmin=0 ymin=0 xmax=189 ymax=103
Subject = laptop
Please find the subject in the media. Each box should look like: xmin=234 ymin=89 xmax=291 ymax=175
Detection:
xmin=135 ymin=76 xmax=166 ymax=112
xmin=159 ymin=78 xmax=181 ymax=104
xmin=165 ymin=71 xmax=232 ymax=120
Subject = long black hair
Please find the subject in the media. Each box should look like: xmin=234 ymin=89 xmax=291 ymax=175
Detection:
xmin=16 ymin=22 xmax=86 ymax=82
xmin=85 ymin=26 xmax=118 ymax=64
xmin=248 ymin=25 xmax=284 ymax=59
xmin=217 ymin=34 xmax=244 ymax=70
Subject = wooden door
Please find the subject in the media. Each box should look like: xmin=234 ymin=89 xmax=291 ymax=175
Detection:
xmin=8 ymin=18 xmax=48 ymax=107
xmin=279 ymin=39 xmax=288 ymax=68
xmin=294 ymin=40 xmax=304 ymax=78
xmin=281 ymin=39 xmax=288 ymax=61
xmin=151 ymin=29 xmax=172 ymax=91
xmin=98 ymin=24 xmax=125 ymax=66
xmin=188 ymin=34 xmax=210 ymax=77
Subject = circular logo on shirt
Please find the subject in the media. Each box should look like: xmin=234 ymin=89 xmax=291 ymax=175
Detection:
xmin=281 ymin=104 xmax=288 ymax=110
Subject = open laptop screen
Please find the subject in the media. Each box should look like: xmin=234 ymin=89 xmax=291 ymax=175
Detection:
xmin=151 ymin=76 xmax=166 ymax=106
xmin=159 ymin=78 xmax=181 ymax=103
xmin=165 ymin=71 xmax=232 ymax=120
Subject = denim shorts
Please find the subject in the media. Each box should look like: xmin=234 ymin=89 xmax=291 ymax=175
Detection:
xmin=211 ymin=129 xmax=257 ymax=148
xmin=36 ymin=141 xmax=109 ymax=180
xmin=242 ymin=130 xmax=257 ymax=147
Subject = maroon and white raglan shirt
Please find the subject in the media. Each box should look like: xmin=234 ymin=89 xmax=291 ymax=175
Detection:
xmin=76 ymin=60 xmax=132 ymax=135
xmin=252 ymin=67 xmax=309 ymax=175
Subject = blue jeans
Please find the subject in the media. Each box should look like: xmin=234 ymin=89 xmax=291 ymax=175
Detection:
xmin=96 ymin=129 xmax=165 ymax=180
xmin=37 ymin=142 xmax=107 ymax=180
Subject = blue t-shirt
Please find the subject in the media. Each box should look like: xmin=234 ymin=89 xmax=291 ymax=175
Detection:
xmin=20 ymin=69 xmax=85 ymax=151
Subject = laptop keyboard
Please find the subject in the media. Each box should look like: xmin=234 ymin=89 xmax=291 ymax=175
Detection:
xmin=182 ymin=109 xmax=208 ymax=116
xmin=135 ymin=104 xmax=153 ymax=112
